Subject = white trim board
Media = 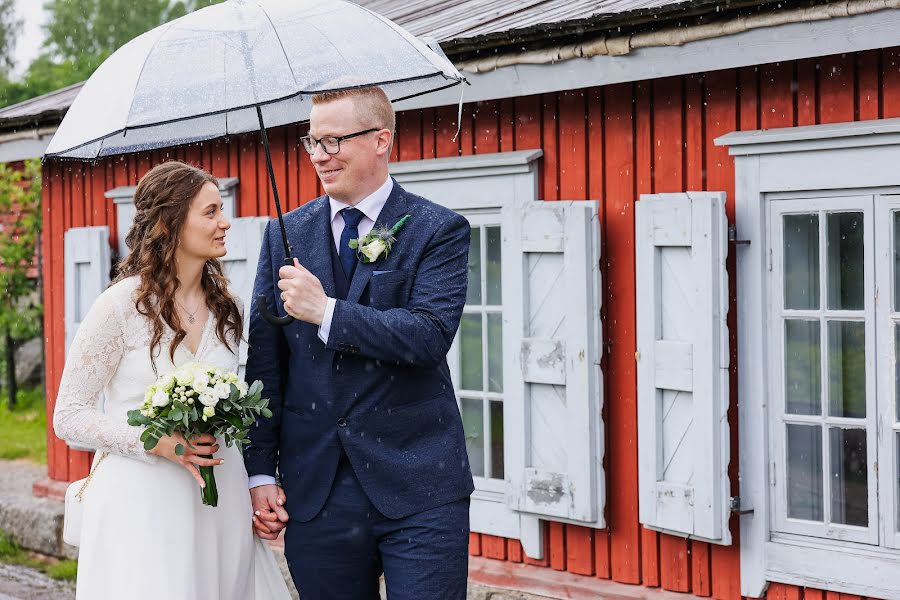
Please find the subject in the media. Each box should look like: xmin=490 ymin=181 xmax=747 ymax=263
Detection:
xmin=395 ymin=9 xmax=900 ymax=112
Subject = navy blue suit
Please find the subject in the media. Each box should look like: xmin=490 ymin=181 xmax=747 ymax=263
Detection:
xmin=245 ymin=181 xmax=475 ymax=599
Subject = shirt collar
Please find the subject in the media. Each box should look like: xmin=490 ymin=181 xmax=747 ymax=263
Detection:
xmin=328 ymin=177 xmax=393 ymax=225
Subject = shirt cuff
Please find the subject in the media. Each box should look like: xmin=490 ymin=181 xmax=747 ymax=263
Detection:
xmin=317 ymin=297 xmax=336 ymax=343
xmin=248 ymin=474 xmax=278 ymax=489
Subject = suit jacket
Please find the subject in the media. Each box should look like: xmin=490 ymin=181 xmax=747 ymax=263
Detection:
xmin=244 ymin=180 xmax=475 ymax=521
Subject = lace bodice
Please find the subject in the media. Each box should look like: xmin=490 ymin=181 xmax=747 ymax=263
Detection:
xmin=53 ymin=276 xmax=242 ymax=462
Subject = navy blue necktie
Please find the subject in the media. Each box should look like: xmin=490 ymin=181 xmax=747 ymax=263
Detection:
xmin=339 ymin=207 xmax=364 ymax=279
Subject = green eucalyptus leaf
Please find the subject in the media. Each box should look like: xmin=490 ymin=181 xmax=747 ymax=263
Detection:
xmin=175 ymin=443 xmax=185 ymax=456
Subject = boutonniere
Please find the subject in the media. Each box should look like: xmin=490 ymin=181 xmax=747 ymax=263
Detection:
xmin=349 ymin=214 xmax=411 ymax=264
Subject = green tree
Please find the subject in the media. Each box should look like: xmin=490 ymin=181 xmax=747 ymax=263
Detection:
xmin=0 ymin=0 xmax=20 ymax=76
xmin=0 ymin=159 xmax=42 ymax=409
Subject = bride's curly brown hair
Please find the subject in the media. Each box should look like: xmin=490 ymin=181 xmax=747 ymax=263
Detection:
xmin=114 ymin=161 xmax=242 ymax=371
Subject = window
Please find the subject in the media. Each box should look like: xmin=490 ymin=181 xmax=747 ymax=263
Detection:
xmin=719 ymin=118 xmax=900 ymax=598
xmin=769 ymin=197 xmax=877 ymax=545
xmin=390 ymin=149 xmax=602 ymax=558
xmin=458 ymin=217 xmax=505 ymax=482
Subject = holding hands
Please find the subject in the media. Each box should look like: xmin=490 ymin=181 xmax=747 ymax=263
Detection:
xmin=251 ymin=484 xmax=289 ymax=540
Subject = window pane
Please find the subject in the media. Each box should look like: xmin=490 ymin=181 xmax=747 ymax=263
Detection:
xmin=787 ymin=424 xmax=824 ymax=522
xmin=896 ymin=324 xmax=900 ymax=422
xmin=490 ymin=400 xmax=504 ymax=480
xmin=895 ymin=434 xmax=900 ymax=530
xmin=486 ymin=226 xmax=502 ymax=305
xmin=784 ymin=319 xmax=821 ymax=415
xmin=827 ymin=320 xmax=866 ymax=419
xmin=784 ymin=214 xmax=820 ymax=310
xmin=461 ymin=398 xmax=484 ymax=477
xmin=894 ymin=212 xmax=900 ymax=312
xmin=467 ymin=227 xmax=482 ymax=304
xmin=460 ymin=314 xmax=483 ymax=391
xmin=487 ymin=313 xmax=503 ymax=393
xmin=829 ymin=427 xmax=868 ymax=527
xmin=826 ymin=212 xmax=864 ymax=310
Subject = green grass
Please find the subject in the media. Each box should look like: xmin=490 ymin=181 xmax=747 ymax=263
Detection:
xmin=0 ymin=529 xmax=77 ymax=581
xmin=0 ymin=386 xmax=47 ymax=464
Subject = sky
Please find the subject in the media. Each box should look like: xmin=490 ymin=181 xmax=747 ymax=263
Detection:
xmin=11 ymin=0 xmax=48 ymax=77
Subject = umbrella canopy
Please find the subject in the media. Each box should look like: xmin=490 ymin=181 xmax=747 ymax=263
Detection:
xmin=45 ymin=0 xmax=463 ymax=160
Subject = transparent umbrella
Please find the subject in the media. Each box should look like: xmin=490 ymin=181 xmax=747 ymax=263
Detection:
xmin=44 ymin=0 xmax=465 ymax=325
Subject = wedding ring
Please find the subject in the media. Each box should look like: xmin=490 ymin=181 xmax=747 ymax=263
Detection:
xmin=280 ymin=292 xmax=286 ymax=301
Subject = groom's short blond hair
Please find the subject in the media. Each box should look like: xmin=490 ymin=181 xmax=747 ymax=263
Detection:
xmin=311 ymin=85 xmax=396 ymax=138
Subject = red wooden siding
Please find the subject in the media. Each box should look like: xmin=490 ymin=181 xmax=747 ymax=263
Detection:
xmin=42 ymin=47 xmax=900 ymax=599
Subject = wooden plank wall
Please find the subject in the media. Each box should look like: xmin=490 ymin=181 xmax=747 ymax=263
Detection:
xmin=42 ymin=47 xmax=900 ymax=599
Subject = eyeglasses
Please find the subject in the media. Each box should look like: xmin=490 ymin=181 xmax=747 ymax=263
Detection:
xmin=300 ymin=128 xmax=380 ymax=155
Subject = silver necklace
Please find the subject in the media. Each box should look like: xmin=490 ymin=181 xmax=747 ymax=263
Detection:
xmin=175 ymin=297 xmax=202 ymax=325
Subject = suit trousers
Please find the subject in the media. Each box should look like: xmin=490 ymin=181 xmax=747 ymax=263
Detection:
xmin=283 ymin=453 xmax=470 ymax=600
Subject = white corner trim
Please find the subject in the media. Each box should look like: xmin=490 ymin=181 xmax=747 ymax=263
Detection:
xmin=716 ymin=117 xmax=900 ymax=155
xmin=394 ymin=9 xmax=900 ymax=112
xmin=389 ymin=150 xmax=543 ymax=211
xmin=390 ymin=149 xmax=543 ymax=179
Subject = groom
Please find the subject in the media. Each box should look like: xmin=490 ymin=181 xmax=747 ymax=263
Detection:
xmin=244 ymin=85 xmax=474 ymax=599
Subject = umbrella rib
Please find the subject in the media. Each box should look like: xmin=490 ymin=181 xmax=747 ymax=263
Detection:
xmin=301 ymin=15 xmax=354 ymax=75
xmin=258 ymin=5 xmax=298 ymax=88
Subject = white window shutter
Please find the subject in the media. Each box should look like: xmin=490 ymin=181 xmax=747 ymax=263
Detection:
xmin=504 ymin=200 xmax=604 ymax=540
xmin=220 ymin=217 xmax=269 ymax=373
xmin=635 ymin=192 xmax=731 ymax=545
xmin=64 ymin=226 xmax=111 ymax=354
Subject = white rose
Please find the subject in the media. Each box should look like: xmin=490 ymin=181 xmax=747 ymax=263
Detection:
xmin=202 ymin=405 xmax=215 ymax=418
xmin=151 ymin=390 xmax=170 ymax=407
xmin=199 ymin=392 xmax=218 ymax=407
xmin=160 ymin=374 xmax=176 ymax=391
xmin=192 ymin=372 xmax=210 ymax=393
xmin=175 ymin=369 xmax=193 ymax=386
xmin=213 ymin=382 xmax=231 ymax=400
xmin=360 ymin=239 xmax=387 ymax=262
xmin=236 ymin=380 xmax=249 ymax=397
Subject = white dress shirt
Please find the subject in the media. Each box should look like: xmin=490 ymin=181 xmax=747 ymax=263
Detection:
xmin=248 ymin=176 xmax=393 ymax=490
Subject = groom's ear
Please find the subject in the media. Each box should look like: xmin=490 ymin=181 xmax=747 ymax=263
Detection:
xmin=375 ymin=129 xmax=393 ymax=157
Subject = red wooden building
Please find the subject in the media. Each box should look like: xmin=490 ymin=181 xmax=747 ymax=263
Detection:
xmin=18 ymin=0 xmax=900 ymax=598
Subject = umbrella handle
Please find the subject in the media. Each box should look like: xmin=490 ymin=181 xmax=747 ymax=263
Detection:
xmin=258 ymin=257 xmax=296 ymax=326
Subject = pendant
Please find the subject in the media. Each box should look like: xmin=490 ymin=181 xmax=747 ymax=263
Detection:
xmin=188 ymin=314 xmax=195 ymax=324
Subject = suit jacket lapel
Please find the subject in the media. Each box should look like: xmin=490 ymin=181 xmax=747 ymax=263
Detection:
xmin=294 ymin=198 xmax=336 ymax=299
xmin=346 ymin=182 xmax=410 ymax=304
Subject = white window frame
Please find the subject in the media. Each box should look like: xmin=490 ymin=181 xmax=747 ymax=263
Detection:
xmin=449 ymin=212 xmax=506 ymax=494
xmin=390 ymin=149 xmax=547 ymax=557
xmin=768 ymin=195 xmax=877 ymax=545
xmin=717 ymin=117 xmax=900 ymax=599
xmin=875 ymin=193 xmax=900 ymax=552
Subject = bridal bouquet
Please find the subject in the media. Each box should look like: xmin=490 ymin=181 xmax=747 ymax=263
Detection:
xmin=126 ymin=362 xmax=272 ymax=507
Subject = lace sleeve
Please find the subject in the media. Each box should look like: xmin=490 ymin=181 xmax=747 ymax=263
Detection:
xmin=52 ymin=286 xmax=157 ymax=463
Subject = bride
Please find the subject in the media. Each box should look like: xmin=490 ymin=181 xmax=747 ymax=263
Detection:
xmin=53 ymin=161 xmax=291 ymax=599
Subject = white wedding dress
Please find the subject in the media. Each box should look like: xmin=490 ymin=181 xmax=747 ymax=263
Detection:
xmin=53 ymin=276 xmax=291 ymax=600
